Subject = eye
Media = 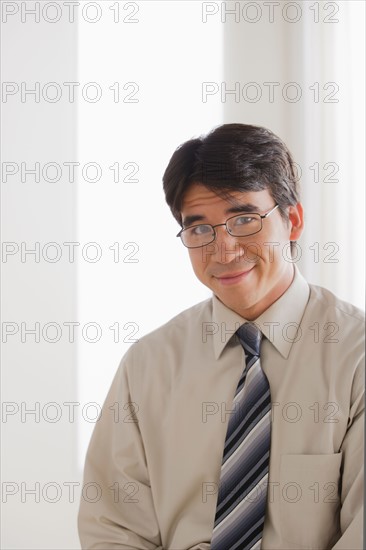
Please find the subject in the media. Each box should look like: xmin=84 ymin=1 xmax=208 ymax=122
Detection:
xmin=234 ymin=215 xmax=256 ymax=226
xmin=189 ymin=224 xmax=212 ymax=235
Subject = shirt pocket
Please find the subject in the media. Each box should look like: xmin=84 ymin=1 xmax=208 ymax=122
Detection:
xmin=279 ymin=453 xmax=342 ymax=549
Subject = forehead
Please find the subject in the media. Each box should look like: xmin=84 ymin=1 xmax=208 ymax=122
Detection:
xmin=181 ymin=183 xmax=272 ymax=213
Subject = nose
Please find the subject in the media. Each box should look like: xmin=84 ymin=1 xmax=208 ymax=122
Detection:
xmin=209 ymin=224 xmax=243 ymax=264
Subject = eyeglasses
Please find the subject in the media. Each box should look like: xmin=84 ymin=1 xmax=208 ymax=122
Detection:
xmin=177 ymin=204 xmax=279 ymax=248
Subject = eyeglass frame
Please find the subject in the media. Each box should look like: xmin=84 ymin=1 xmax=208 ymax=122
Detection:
xmin=176 ymin=203 xmax=280 ymax=248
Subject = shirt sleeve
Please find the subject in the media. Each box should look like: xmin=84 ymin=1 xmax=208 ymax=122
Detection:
xmin=78 ymin=350 xmax=163 ymax=550
xmin=331 ymin=358 xmax=364 ymax=550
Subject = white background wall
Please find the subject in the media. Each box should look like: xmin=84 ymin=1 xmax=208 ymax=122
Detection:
xmin=1 ymin=1 xmax=364 ymax=549
xmin=1 ymin=3 xmax=80 ymax=548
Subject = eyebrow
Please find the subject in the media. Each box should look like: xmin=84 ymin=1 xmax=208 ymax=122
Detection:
xmin=182 ymin=203 xmax=260 ymax=228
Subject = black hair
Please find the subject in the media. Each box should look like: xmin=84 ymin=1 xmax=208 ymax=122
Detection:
xmin=162 ymin=123 xmax=301 ymax=252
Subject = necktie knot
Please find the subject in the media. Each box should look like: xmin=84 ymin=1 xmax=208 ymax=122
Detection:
xmin=236 ymin=322 xmax=262 ymax=357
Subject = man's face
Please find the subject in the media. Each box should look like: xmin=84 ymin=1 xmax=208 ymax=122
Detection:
xmin=180 ymin=183 xmax=304 ymax=319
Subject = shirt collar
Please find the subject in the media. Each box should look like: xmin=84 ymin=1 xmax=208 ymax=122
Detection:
xmin=211 ymin=265 xmax=310 ymax=360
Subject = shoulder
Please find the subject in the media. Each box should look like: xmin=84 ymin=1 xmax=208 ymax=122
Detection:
xmin=308 ymin=283 xmax=364 ymax=323
xmin=117 ymin=297 xmax=213 ymax=391
xmin=124 ymin=297 xmax=213 ymax=360
xmin=307 ymin=283 xmax=365 ymax=354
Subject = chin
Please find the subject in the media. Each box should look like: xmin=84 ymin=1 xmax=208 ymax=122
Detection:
xmin=225 ymin=286 xmax=258 ymax=303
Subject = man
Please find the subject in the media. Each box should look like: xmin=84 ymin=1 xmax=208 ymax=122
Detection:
xmin=78 ymin=124 xmax=364 ymax=549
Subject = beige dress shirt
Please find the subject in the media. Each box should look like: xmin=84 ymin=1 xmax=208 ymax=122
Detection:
xmin=78 ymin=266 xmax=364 ymax=549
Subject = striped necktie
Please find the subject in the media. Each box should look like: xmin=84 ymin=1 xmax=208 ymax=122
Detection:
xmin=211 ymin=322 xmax=271 ymax=550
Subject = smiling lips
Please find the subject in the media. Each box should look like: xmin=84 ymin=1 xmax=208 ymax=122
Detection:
xmin=215 ymin=267 xmax=254 ymax=285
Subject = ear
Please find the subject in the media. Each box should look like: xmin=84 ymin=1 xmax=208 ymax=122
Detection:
xmin=288 ymin=203 xmax=304 ymax=241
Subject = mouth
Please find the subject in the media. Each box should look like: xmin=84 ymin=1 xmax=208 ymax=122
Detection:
xmin=214 ymin=267 xmax=255 ymax=285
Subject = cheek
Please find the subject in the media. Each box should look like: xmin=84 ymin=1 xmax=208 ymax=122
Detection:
xmin=189 ymin=251 xmax=207 ymax=277
xmin=255 ymin=230 xmax=287 ymax=263
xmin=239 ymin=239 xmax=270 ymax=264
